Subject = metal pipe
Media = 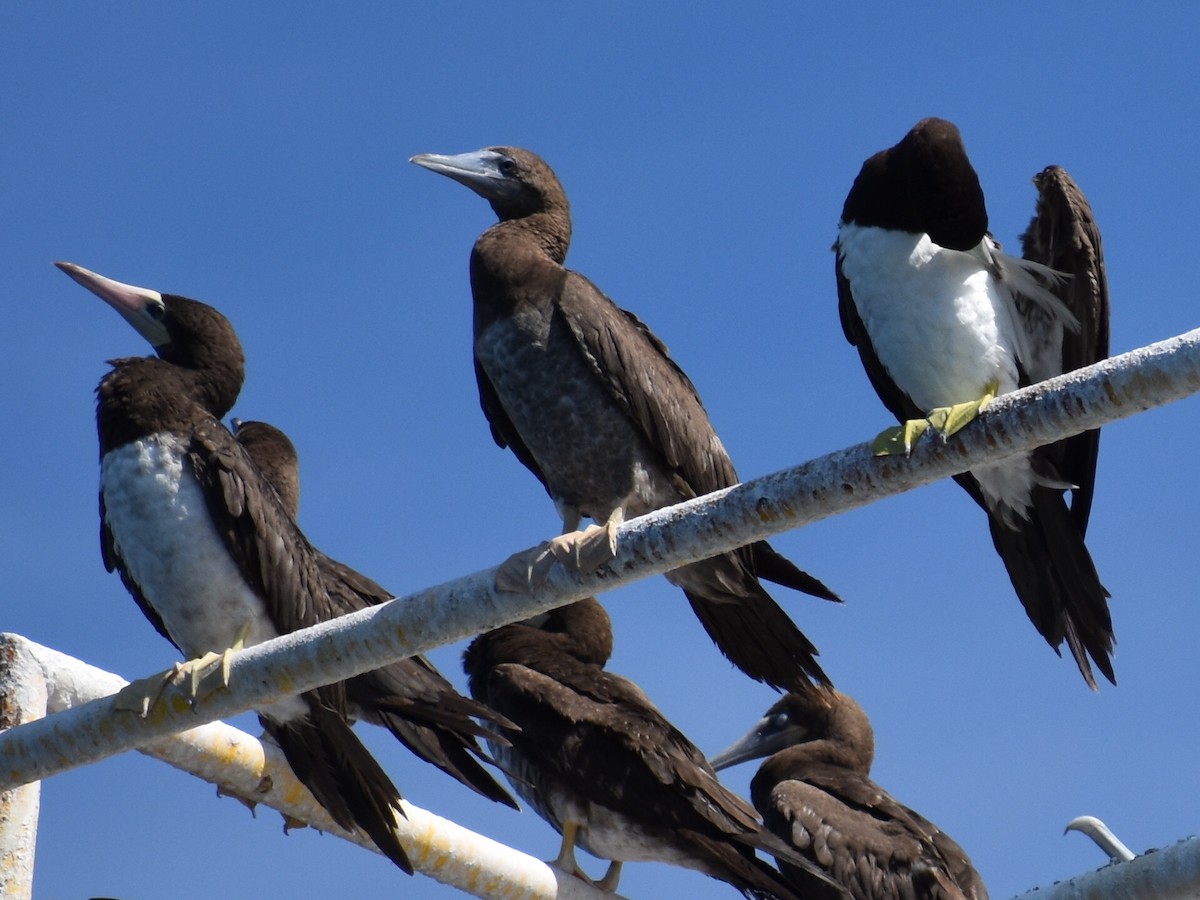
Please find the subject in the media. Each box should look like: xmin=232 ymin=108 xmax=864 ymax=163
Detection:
xmin=1 ymin=328 xmax=1198 ymax=792
xmin=1013 ymin=835 xmax=1200 ymax=899
xmin=0 ymin=635 xmax=47 ymax=900
xmin=3 ymin=635 xmax=623 ymax=900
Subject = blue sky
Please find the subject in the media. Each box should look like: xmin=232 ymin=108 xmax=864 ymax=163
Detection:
xmin=4 ymin=5 xmax=1199 ymax=898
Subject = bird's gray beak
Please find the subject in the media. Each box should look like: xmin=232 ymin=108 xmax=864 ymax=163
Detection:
xmin=410 ymin=149 xmax=520 ymax=202
xmin=710 ymin=714 xmax=801 ymax=771
xmin=55 ymin=261 xmax=170 ymax=349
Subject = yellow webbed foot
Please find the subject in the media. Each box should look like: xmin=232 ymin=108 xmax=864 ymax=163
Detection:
xmin=872 ymin=380 xmax=999 ymax=457
xmin=872 ymin=418 xmax=932 ymax=456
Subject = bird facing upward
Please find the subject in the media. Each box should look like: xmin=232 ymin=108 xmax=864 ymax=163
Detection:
xmin=58 ymin=261 xmax=412 ymax=872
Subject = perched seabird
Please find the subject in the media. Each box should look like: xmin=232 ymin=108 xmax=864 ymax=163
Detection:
xmin=58 ymin=261 xmax=412 ymax=871
xmin=412 ymin=146 xmax=839 ymax=695
xmin=463 ymin=597 xmax=847 ymax=898
xmin=230 ymin=418 xmax=518 ymax=809
xmin=712 ymin=691 xmax=988 ymax=900
xmin=834 ymin=118 xmax=1114 ymax=687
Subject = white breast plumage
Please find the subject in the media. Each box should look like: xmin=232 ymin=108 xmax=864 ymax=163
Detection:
xmin=838 ymin=224 xmax=1072 ymax=524
xmin=100 ymin=433 xmax=281 ymax=662
xmin=838 ymin=223 xmax=1024 ymax=412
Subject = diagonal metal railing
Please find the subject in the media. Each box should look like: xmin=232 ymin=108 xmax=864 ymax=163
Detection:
xmin=3 ymin=326 xmax=1200 ymax=898
xmin=0 ymin=634 xmax=625 ymax=900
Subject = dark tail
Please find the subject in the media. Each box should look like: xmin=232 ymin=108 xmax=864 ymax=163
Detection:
xmin=262 ymin=699 xmax=411 ymax=873
xmin=347 ymin=658 xmax=519 ymax=809
xmin=986 ymin=486 xmax=1115 ymax=688
xmin=672 ymin=553 xmax=832 ymax=694
xmin=751 ymin=541 xmax=841 ymax=602
xmin=687 ymin=828 xmax=849 ymax=900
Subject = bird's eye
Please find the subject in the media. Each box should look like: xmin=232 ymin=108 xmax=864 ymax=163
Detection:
xmin=498 ymin=158 xmax=518 ymax=177
xmin=771 ymin=713 xmax=790 ymax=729
xmin=146 ymin=300 xmax=166 ymax=321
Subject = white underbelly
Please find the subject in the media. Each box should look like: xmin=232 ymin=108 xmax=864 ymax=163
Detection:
xmin=840 ymin=225 xmax=1036 ymax=522
xmin=101 ymin=433 xmax=305 ymax=718
xmin=839 ymin=224 xmax=1022 ymax=411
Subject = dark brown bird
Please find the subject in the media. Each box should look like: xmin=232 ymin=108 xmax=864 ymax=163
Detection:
xmin=835 ymin=119 xmax=1113 ymax=687
xmin=712 ymin=691 xmax=988 ymax=900
xmin=58 ymin=261 xmax=411 ymax=871
xmin=413 ymin=146 xmax=839 ymax=695
xmin=230 ymin=418 xmax=518 ymax=809
xmin=464 ymin=597 xmax=848 ymax=898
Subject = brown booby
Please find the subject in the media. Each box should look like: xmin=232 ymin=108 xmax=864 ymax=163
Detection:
xmin=834 ymin=118 xmax=1113 ymax=687
xmin=463 ymin=597 xmax=848 ymax=898
xmin=230 ymin=418 xmax=518 ymax=809
xmin=711 ymin=691 xmax=989 ymax=900
xmin=58 ymin=261 xmax=411 ymax=871
xmin=412 ymin=146 xmax=839 ymax=695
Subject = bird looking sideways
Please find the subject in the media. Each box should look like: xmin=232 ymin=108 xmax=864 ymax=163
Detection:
xmin=229 ymin=418 xmax=517 ymax=810
xmin=834 ymin=118 xmax=1113 ymax=687
xmin=464 ymin=597 xmax=848 ymax=898
xmin=58 ymin=261 xmax=416 ymax=870
xmin=412 ymin=146 xmax=840 ymax=696
xmin=711 ymin=690 xmax=988 ymax=900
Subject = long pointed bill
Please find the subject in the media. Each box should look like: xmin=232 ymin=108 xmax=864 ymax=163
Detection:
xmin=55 ymin=261 xmax=170 ymax=348
xmin=710 ymin=714 xmax=804 ymax=771
xmin=410 ymin=149 xmax=520 ymax=203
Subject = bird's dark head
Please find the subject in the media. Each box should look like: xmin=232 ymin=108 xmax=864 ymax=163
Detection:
xmin=57 ymin=261 xmax=246 ymax=415
xmin=843 ymin=117 xmax=988 ymax=250
xmin=232 ymin=419 xmax=302 ymax=516
xmin=710 ymin=689 xmax=873 ymax=771
xmin=411 ymin=146 xmax=569 ymax=223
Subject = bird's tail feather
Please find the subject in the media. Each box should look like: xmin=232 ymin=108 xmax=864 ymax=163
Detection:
xmin=369 ymin=706 xmax=519 ymax=809
xmin=263 ymin=700 xmax=412 ymax=872
xmin=683 ymin=828 xmax=848 ymax=900
xmin=987 ymin=487 xmax=1115 ymax=689
xmin=751 ymin=541 xmax=841 ymax=602
xmin=674 ymin=554 xmax=832 ymax=693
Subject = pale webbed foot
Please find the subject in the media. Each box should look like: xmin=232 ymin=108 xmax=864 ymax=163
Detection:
xmin=547 ymin=820 xmax=620 ymax=890
xmin=550 ymin=819 xmax=582 ymax=874
xmin=113 ymin=661 xmax=190 ymax=716
xmin=595 ymin=860 xmax=623 ymax=892
xmin=872 ymin=380 xmax=999 ymax=456
xmin=495 ymin=523 xmax=619 ymax=593
xmin=185 ymin=648 xmax=237 ymax=704
xmin=112 ymin=624 xmax=250 ymax=714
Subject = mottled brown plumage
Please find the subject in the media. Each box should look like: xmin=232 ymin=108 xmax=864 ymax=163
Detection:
xmin=231 ymin=419 xmax=518 ymax=809
xmin=713 ymin=692 xmax=987 ymax=900
xmin=464 ymin=598 xmax=847 ymax=898
xmin=414 ymin=146 xmax=839 ymax=695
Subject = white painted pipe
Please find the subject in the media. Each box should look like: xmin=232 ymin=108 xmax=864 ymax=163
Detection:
xmin=0 ymin=635 xmax=46 ymax=900
xmin=1013 ymin=835 xmax=1200 ymax=899
xmin=0 ymin=634 xmax=623 ymax=900
xmin=1 ymin=328 xmax=1199 ymax=792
